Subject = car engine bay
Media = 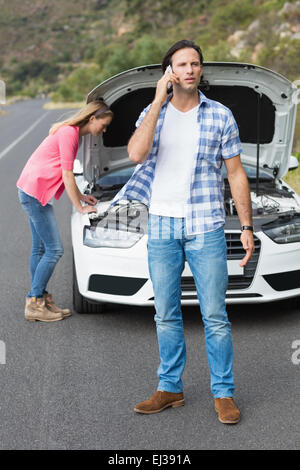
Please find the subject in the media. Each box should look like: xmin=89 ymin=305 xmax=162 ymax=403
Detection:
xmin=85 ymin=174 xmax=300 ymax=229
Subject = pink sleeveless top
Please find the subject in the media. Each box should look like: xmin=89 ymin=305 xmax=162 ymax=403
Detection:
xmin=17 ymin=125 xmax=79 ymax=206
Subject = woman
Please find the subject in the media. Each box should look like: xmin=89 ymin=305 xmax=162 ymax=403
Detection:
xmin=17 ymin=100 xmax=113 ymax=322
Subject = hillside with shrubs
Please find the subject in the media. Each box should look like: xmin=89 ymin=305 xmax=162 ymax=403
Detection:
xmin=0 ymin=0 xmax=300 ymax=162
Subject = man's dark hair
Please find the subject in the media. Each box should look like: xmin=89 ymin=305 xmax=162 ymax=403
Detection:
xmin=161 ymin=39 xmax=204 ymax=72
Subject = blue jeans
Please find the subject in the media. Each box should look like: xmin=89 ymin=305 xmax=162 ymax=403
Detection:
xmin=147 ymin=214 xmax=234 ymax=398
xmin=18 ymin=189 xmax=64 ymax=298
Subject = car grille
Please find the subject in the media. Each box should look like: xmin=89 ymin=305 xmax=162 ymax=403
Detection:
xmin=181 ymin=232 xmax=261 ymax=293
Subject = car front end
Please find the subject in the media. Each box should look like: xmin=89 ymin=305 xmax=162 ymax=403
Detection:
xmin=71 ymin=62 xmax=300 ymax=312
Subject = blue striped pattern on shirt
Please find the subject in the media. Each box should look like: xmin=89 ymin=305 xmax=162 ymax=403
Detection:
xmin=111 ymin=90 xmax=242 ymax=235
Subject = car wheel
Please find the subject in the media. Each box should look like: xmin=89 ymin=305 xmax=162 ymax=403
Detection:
xmin=72 ymin=255 xmax=106 ymax=314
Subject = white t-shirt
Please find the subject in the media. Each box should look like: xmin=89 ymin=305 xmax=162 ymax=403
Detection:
xmin=149 ymin=102 xmax=200 ymax=217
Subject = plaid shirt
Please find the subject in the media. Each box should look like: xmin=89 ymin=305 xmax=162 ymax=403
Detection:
xmin=111 ymin=90 xmax=242 ymax=235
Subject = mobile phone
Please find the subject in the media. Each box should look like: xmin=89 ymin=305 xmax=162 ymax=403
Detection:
xmin=167 ymin=65 xmax=173 ymax=89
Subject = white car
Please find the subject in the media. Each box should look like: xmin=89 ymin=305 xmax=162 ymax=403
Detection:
xmin=71 ymin=62 xmax=300 ymax=313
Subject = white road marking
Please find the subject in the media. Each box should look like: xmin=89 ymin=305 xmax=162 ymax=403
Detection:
xmin=0 ymin=111 xmax=49 ymax=162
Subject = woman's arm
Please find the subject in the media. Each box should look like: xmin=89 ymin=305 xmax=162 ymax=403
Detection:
xmin=62 ymin=170 xmax=97 ymax=214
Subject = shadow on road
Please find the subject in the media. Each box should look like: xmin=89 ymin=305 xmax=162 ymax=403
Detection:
xmin=88 ymin=297 xmax=300 ymax=330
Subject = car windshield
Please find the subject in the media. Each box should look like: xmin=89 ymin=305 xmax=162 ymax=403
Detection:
xmin=97 ymin=162 xmax=273 ymax=188
xmin=97 ymin=166 xmax=136 ymax=187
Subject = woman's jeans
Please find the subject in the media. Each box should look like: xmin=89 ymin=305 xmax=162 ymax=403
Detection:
xmin=18 ymin=189 xmax=64 ymax=298
xmin=147 ymin=214 xmax=234 ymax=398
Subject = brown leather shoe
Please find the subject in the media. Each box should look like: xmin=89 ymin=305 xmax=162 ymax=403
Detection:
xmin=25 ymin=297 xmax=64 ymax=322
xmin=215 ymin=397 xmax=240 ymax=424
xmin=44 ymin=293 xmax=71 ymax=317
xmin=134 ymin=390 xmax=184 ymax=414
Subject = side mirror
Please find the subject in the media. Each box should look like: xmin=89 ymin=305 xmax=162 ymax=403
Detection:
xmin=289 ymin=155 xmax=299 ymax=171
xmin=73 ymin=159 xmax=83 ymax=175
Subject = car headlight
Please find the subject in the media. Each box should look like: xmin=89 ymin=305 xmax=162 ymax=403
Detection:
xmin=263 ymin=221 xmax=300 ymax=243
xmin=83 ymin=225 xmax=144 ymax=248
xmin=83 ymin=200 xmax=148 ymax=248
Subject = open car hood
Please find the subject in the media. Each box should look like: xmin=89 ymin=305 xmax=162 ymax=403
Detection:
xmin=83 ymin=62 xmax=298 ymax=182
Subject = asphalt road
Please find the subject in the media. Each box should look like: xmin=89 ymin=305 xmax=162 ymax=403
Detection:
xmin=0 ymin=99 xmax=299 ymax=450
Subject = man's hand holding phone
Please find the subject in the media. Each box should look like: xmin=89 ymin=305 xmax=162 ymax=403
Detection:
xmin=167 ymin=65 xmax=173 ymax=89
xmin=128 ymin=63 xmax=180 ymax=164
xmin=154 ymin=64 xmax=178 ymax=104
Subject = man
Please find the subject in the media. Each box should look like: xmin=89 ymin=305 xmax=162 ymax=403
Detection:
xmin=112 ymin=40 xmax=254 ymax=424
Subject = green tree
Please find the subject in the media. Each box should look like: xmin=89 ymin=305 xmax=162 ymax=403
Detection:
xmin=52 ymin=65 xmax=101 ymax=102
xmin=99 ymin=44 xmax=135 ymax=80
xmin=129 ymin=35 xmax=169 ymax=67
xmin=210 ymin=0 xmax=257 ymax=35
xmin=205 ymin=42 xmax=236 ymax=61
xmin=257 ymin=38 xmax=300 ymax=81
xmin=12 ymin=60 xmax=60 ymax=84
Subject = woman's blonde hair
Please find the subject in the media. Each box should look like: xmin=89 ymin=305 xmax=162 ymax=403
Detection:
xmin=49 ymin=100 xmax=113 ymax=134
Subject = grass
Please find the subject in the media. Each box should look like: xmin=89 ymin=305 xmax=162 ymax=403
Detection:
xmin=283 ymin=168 xmax=300 ymax=194
xmin=3 ymin=95 xmax=29 ymax=105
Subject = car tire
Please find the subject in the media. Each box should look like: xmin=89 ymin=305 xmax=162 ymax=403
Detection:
xmin=72 ymin=254 xmax=106 ymax=314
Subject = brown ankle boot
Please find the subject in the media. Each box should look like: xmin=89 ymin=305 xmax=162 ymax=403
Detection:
xmin=44 ymin=293 xmax=71 ymax=317
xmin=215 ymin=397 xmax=240 ymax=424
xmin=25 ymin=297 xmax=64 ymax=322
xmin=134 ymin=390 xmax=184 ymax=414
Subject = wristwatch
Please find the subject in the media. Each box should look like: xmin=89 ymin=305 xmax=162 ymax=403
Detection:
xmin=241 ymin=225 xmax=253 ymax=232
